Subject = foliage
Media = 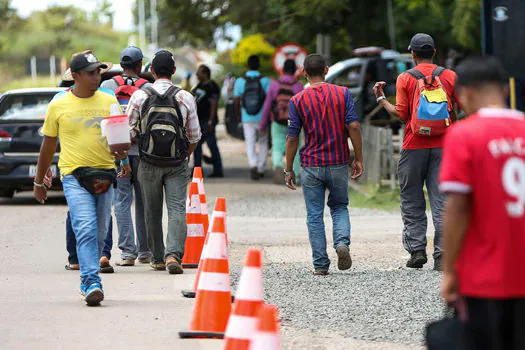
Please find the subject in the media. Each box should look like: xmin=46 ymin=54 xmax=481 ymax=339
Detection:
xmin=0 ymin=1 xmax=129 ymax=83
xmin=230 ymin=34 xmax=275 ymax=76
xmin=154 ymin=0 xmax=482 ymax=69
xmin=349 ymin=185 xmax=401 ymax=211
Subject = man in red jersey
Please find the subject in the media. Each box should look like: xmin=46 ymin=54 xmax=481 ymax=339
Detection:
xmin=440 ymin=56 xmax=525 ymax=350
xmin=373 ymin=34 xmax=459 ymax=270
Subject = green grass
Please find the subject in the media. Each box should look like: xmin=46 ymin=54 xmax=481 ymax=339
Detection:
xmin=2 ymin=76 xmax=61 ymax=93
xmin=349 ymin=185 xmax=401 ymax=211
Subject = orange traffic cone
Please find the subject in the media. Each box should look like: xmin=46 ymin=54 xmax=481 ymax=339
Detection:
xmin=223 ymin=249 xmax=264 ymax=350
xmin=182 ymin=182 xmax=206 ymax=268
xmin=179 ymin=216 xmax=232 ymax=339
xmin=249 ymin=305 xmax=281 ymax=350
xmin=192 ymin=167 xmax=209 ymax=234
xmin=182 ymin=197 xmax=227 ymax=299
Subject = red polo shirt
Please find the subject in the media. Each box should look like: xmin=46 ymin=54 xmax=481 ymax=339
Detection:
xmin=396 ymin=63 xmax=458 ymax=150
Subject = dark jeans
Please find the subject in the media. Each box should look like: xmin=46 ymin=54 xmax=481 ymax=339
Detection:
xmin=398 ymin=148 xmax=445 ymax=260
xmin=138 ymin=161 xmax=189 ymax=263
xmin=464 ymin=297 xmax=525 ymax=350
xmin=66 ymin=210 xmax=113 ymax=264
xmin=193 ymin=125 xmax=223 ymax=174
xmin=301 ymin=165 xmax=351 ymax=270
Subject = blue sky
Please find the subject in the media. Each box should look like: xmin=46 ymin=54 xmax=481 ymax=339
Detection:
xmin=11 ymin=0 xmax=241 ymax=51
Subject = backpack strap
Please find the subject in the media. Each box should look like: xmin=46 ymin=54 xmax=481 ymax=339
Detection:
xmin=431 ymin=66 xmax=446 ymax=84
xmin=164 ymin=85 xmax=185 ymax=125
xmin=406 ymin=69 xmax=429 ymax=85
xmin=135 ymin=78 xmax=149 ymax=89
xmin=113 ymin=75 xmax=125 ymax=86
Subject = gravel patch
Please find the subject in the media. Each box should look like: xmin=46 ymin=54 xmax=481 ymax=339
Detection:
xmin=230 ymin=261 xmax=442 ymax=347
xmin=228 ymin=191 xmax=398 ymax=218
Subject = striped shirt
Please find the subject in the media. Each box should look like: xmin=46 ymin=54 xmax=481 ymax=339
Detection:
xmin=287 ymin=83 xmax=358 ymax=167
xmin=127 ymin=78 xmax=201 ymax=144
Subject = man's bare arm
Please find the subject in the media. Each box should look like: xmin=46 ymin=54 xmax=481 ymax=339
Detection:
xmin=188 ymin=142 xmax=198 ymax=157
xmin=285 ymin=136 xmax=299 ymax=171
xmin=34 ymin=136 xmax=57 ymax=184
xmin=347 ymin=121 xmax=364 ymax=178
xmin=378 ymin=98 xmax=400 ymax=118
xmin=443 ymin=193 xmax=470 ymax=273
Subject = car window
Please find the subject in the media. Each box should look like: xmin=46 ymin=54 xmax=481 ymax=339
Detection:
xmin=0 ymin=93 xmax=56 ymax=120
xmin=331 ymin=64 xmax=363 ymax=88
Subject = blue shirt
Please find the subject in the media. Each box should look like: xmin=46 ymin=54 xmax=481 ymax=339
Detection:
xmin=233 ymin=70 xmax=271 ymax=123
xmin=287 ymin=83 xmax=358 ymax=167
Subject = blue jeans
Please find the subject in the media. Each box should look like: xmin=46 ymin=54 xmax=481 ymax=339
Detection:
xmin=301 ymin=165 xmax=351 ymax=270
xmin=193 ymin=125 xmax=223 ymax=174
xmin=66 ymin=211 xmax=113 ymax=264
xmin=114 ymin=156 xmax=151 ymax=260
xmin=62 ymin=175 xmax=114 ymax=288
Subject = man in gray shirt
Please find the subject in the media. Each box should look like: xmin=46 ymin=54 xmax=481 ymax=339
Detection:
xmin=100 ymin=46 xmax=152 ymax=266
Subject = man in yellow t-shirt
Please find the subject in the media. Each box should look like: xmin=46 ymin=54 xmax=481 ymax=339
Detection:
xmin=33 ymin=51 xmax=129 ymax=306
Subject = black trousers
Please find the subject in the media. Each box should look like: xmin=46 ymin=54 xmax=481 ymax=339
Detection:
xmin=465 ymin=297 xmax=525 ymax=350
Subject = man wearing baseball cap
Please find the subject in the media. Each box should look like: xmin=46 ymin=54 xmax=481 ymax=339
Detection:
xmin=101 ymin=46 xmax=153 ymax=268
xmin=372 ymin=34 xmax=459 ymax=271
xmin=33 ymin=50 xmax=129 ymax=306
xmin=127 ymin=49 xmax=201 ymax=274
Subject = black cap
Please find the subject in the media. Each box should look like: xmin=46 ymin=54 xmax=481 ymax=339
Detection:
xmin=120 ymin=46 xmax=144 ymax=65
xmin=408 ymin=33 xmax=435 ymax=51
xmin=151 ymin=49 xmax=175 ymax=75
xmin=70 ymin=52 xmax=109 ymax=73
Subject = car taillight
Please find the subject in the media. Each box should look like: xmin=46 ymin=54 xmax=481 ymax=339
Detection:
xmin=0 ymin=129 xmax=12 ymax=142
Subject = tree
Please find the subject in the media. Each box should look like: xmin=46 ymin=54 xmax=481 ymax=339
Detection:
xmin=230 ymin=34 xmax=275 ymax=75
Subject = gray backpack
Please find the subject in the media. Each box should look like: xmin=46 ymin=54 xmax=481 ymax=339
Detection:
xmin=139 ymin=85 xmax=189 ymax=167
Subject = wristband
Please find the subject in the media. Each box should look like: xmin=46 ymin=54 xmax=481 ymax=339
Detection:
xmin=120 ymin=157 xmax=130 ymax=166
xmin=33 ymin=181 xmax=46 ymax=188
xmin=376 ymin=95 xmax=386 ymax=103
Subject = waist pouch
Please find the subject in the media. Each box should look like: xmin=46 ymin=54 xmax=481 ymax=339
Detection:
xmin=72 ymin=167 xmax=117 ymax=195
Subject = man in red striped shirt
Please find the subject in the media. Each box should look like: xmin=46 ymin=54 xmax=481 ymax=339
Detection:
xmin=285 ymin=54 xmax=363 ymax=275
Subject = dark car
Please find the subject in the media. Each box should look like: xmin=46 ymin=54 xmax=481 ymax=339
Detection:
xmin=0 ymin=88 xmax=65 ymax=197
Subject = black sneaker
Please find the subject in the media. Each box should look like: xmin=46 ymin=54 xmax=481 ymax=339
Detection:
xmin=203 ymin=155 xmax=213 ymax=165
xmin=433 ymin=258 xmax=442 ymax=272
xmin=406 ymin=250 xmax=427 ymax=268
xmin=250 ymin=167 xmax=260 ymax=180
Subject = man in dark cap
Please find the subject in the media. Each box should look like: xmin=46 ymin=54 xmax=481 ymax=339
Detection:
xmin=372 ymin=33 xmax=459 ymax=271
xmin=101 ymin=46 xmax=152 ymax=268
xmin=127 ymin=49 xmax=201 ymax=275
xmin=33 ymin=50 xmax=129 ymax=306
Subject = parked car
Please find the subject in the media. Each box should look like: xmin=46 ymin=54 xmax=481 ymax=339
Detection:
xmin=322 ymin=47 xmax=415 ymax=129
xmin=0 ymin=88 xmax=65 ymax=197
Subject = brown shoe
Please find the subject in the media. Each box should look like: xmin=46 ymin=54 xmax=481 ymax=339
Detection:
xmin=65 ymin=263 xmax=80 ymax=271
xmin=150 ymin=261 xmax=166 ymax=271
xmin=313 ymin=269 xmax=329 ymax=276
xmin=116 ymin=259 xmax=135 ymax=266
xmin=166 ymin=256 xmax=183 ymax=275
xmin=99 ymin=256 xmax=114 ymax=273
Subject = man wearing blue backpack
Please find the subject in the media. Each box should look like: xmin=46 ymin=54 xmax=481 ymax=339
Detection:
xmin=373 ymin=33 xmax=459 ymax=271
xmin=234 ymin=55 xmax=271 ymax=180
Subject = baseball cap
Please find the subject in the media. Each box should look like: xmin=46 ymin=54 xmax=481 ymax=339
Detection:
xmin=70 ymin=51 xmax=110 ymax=73
xmin=151 ymin=49 xmax=176 ymax=75
xmin=408 ymin=33 xmax=435 ymax=51
xmin=120 ymin=46 xmax=144 ymax=65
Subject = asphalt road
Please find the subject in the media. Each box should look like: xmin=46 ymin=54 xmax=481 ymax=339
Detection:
xmin=0 ymin=133 xmax=441 ymax=350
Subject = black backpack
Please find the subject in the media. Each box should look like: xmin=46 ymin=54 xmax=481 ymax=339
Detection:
xmin=241 ymin=75 xmax=266 ymax=115
xmin=139 ymin=85 xmax=189 ymax=167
